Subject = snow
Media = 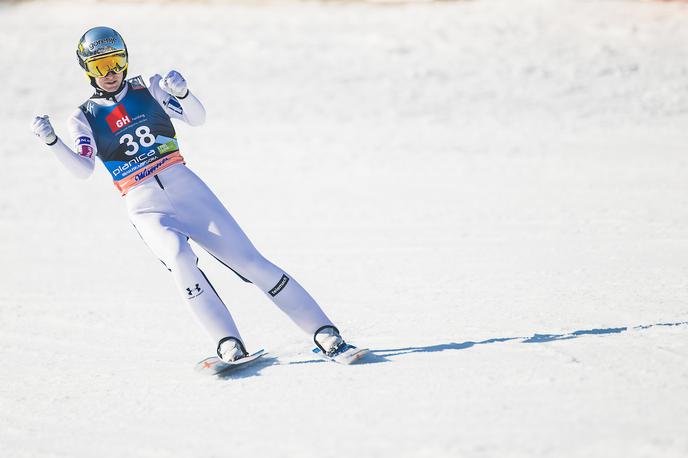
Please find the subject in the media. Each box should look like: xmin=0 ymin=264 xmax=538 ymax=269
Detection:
xmin=2 ymin=0 xmax=688 ymax=456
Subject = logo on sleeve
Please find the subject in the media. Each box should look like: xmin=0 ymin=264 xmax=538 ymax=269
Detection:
xmin=76 ymin=136 xmax=94 ymax=158
xmin=165 ymin=97 xmax=183 ymax=115
xmin=106 ymin=105 xmax=132 ymax=132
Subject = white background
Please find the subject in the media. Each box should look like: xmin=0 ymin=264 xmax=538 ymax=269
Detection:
xmin=1 ymin=0 xmax=687 ymax=457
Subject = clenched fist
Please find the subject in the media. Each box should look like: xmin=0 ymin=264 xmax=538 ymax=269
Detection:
xmin=31 ymin=115 xmax=58 ymax=145
xmin=159 ymin=70 xmax=189 ymax=98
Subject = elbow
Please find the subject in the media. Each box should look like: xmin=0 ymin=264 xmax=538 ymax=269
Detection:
xmin=183 ymin=95 xmax=206 ymax=126
xmin=188 ymin=108 xmax=206 ymax=127
xmin=73 ymin=160 xmax=95 ymax=179
xmin=73 ymin=170 xmax=93 ymax=180
xmin=74 ymin=169 xmax=94 ymax=180
xmin=52 ymin=140 xmax=96 ymax=179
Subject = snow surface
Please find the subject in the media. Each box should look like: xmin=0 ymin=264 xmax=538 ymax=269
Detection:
xmin=2 ymin=0 xmax=688 ymax=456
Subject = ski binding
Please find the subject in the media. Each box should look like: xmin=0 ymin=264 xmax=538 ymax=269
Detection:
xmin=313 ymin=344 xmax=369 ymax=365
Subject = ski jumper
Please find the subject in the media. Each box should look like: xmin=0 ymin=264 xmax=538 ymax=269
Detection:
xmin=55 ymin=75 xmax=334 ymax=347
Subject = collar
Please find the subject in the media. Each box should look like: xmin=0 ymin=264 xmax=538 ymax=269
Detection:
xmin=91 ymin=82 xmax=129 ymax=105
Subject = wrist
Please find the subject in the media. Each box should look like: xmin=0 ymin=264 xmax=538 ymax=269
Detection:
xmin=177 ymin=88 xmax=189 ymax=99
xmin=46 ymin=135 xmax=58 ymax=146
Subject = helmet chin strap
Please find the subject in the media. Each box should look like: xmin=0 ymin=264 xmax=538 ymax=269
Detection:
xmin=90 ymin=69 xmax=128 ymax=102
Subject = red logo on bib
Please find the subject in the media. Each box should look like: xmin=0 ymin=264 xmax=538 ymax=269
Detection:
xmin=106 ymin=105 xmax=132 ymax=132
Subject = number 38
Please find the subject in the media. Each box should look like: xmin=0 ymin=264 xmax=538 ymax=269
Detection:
xmin=120 ymin=125 xmax=156 ymax=156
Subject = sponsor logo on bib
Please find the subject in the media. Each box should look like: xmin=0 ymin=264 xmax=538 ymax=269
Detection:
xmin=106 ymin=105 xmax=132 ymax=132
xmin=129 ymin=77 xmax=146 ymax=90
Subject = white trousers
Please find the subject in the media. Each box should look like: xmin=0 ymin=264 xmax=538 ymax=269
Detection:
xmin=125 ymin=164 xmax=334 ymax=349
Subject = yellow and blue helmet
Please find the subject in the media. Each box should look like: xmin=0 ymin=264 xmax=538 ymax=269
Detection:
xmin=76 ymin=26 xmax=128 ymax=78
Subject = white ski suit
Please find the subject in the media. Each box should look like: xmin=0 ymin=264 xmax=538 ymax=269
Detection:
xmin=48 ymin=74 xmax=335 ymax=350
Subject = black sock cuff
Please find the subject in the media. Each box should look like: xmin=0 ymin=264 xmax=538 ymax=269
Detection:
xmin=313 ymin=325 xmax=340 ymax=353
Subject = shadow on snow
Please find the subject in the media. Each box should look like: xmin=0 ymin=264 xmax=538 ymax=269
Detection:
xmin=211 ymin=321 xmax=687 ymax=370
xmin=214 ymin=355 xmax=280 ymax=380
xmin=366 ymin=321 xmax=688 ymax=361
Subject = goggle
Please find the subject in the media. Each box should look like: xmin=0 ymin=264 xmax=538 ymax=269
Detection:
xmin=84 ymin=51 xmax=128 ymax=78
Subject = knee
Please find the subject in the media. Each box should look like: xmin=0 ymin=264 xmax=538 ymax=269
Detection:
xmin=234 ymin=250 xmax=276 ymax=279
xmin=162 ymin=242 xmax=197 ymax=272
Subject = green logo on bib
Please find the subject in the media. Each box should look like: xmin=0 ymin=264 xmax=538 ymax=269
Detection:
xmin=158 ymin=140 xmax=178 ymax=155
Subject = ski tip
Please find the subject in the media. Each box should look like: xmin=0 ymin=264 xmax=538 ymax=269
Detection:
xmin=195 ymin=356 xmax=223 ymax=373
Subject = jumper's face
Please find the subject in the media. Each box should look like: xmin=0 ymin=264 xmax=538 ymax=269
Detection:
xmin=95 ymin=71 xmax=124 ymax=93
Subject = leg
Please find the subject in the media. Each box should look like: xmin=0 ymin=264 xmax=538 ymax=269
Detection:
xmin=198 ymin=220 xmax=335 ymax=336
xmin=130 ymin=211 xmax=243 ymax=345
xmin=168 ymin=169 xmax=335 ymax=335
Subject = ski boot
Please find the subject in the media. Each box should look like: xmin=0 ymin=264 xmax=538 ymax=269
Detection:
xmin=313 ymin=325 xmax=369 ymax=365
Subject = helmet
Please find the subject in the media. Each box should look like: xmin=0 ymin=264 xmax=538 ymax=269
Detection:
xmin=76 ymin=26 xmax=128 ymax=78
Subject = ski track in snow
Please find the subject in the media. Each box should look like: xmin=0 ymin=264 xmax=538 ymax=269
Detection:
xmin=1 ymin=1 xmax=688 ymax=457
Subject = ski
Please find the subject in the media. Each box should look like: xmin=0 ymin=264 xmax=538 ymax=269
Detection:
xmin=195 ymin=349 xmax=266 ymax=376
xmin=312 ymin=345 xmax=369 ymax=365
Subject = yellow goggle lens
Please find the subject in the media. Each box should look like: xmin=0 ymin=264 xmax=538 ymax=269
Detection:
xmin=85 ymin=52 xmax=128 ymax=78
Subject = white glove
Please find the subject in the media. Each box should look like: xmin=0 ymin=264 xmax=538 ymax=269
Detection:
xmin=159 ymin=70 xmax=189 ymax=98
xmin=31 ymin=115 xmax=58 ymax=145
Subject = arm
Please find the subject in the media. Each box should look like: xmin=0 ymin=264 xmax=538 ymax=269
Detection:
xmin=30 ymin=110 xmax=96 ymax=179
xmin=149 ymin=72 xmax=206 ymax=126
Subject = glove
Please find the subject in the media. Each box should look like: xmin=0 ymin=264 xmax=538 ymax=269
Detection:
xmin=159 ymin=70 xmax=189 ymax=99
xmin=31 ymin=115 xmax=58 ymax=145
